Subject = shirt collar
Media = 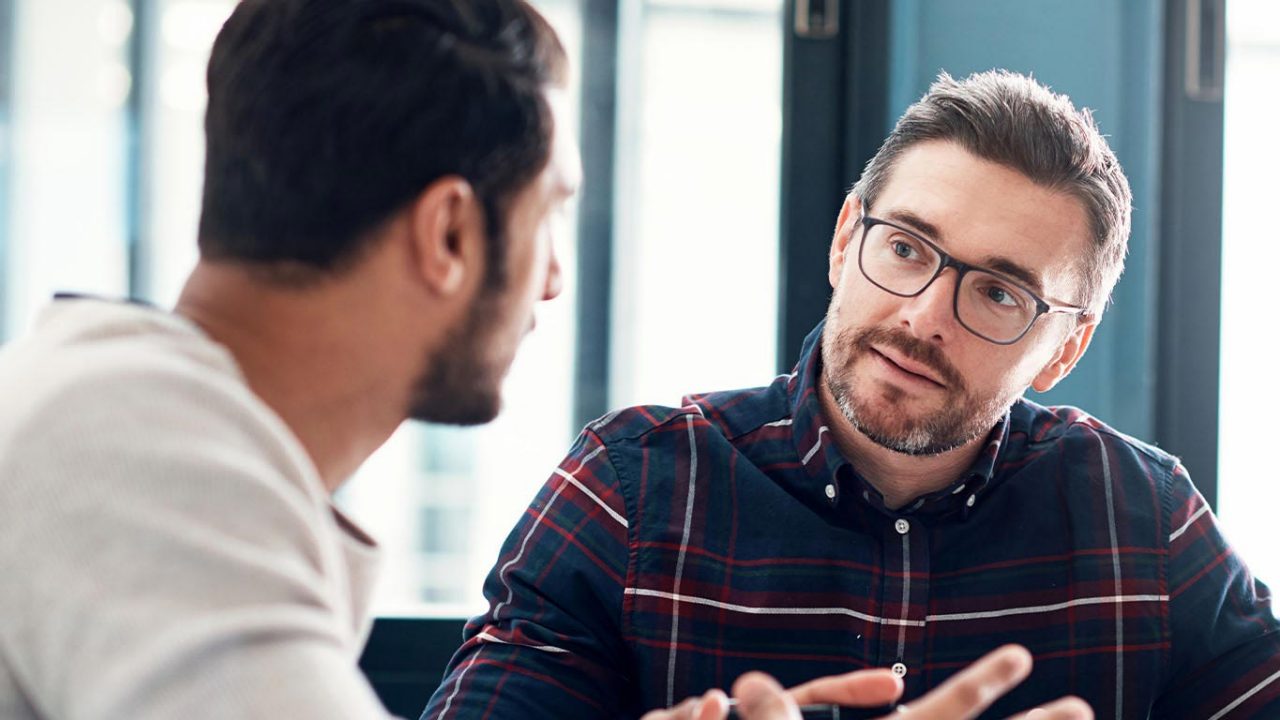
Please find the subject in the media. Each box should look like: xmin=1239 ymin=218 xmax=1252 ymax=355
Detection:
xmin=785 ymin=320 xmax=1011 ymax=520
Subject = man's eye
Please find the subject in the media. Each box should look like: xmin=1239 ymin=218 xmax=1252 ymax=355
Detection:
xmin=892 ymin=241 xmax=914 ymax=258
xmin=984 ymin=285 xmax=1018 ymax=307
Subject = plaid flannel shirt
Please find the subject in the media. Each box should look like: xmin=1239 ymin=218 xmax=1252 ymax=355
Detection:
xmin=423 ymin=323 xmax=1280 ymax=719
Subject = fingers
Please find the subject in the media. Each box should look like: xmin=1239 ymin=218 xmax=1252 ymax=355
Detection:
xmin=641 ymin=696 xmax=699 ymax=720
xmin=732 ymin=672 xmax=803 ymax=720
xmin=646 ymin=674 xmax=804 ymax=720
xmin=640 ymin=689 xmax=730 ymax=720
xmin=697 ymin=690 xmax=731 ymax=720
xmin=894 ymin=645 xmax=1033 ymax=720
xmin=1006 ymin=696 xmax=1094 ymax=720
xmin=788 ymin=668 xmax=904 ymax=708
xmin=642 ymin=696 xmax=696 ymax=720
xmin=643 ymin=645 xmax=1086 ymax=720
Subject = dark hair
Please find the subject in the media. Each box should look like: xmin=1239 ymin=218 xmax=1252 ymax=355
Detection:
xmin=853 ymin=70 xmax=1132 ymax=315
xmin=198 ymin=0 xmax=567 ymax=285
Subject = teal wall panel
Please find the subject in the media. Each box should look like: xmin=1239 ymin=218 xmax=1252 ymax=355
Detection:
xmin=883 ymin=0 xmax=1164 ymax=439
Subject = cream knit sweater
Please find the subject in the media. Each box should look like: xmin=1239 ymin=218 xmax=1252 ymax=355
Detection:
xmin=0 ymin=299 xmax=395 ymax=719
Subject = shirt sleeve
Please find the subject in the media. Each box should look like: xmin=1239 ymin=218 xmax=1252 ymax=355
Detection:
xmin=0 ymin=366 xmax=397 ymax=720
xmin=422 ymin=429 xmax=634 ymax=720
xmin=1153 ymin=463 xmax=1280 ymax=719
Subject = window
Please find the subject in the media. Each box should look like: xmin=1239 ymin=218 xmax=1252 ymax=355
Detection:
xmin=142 ymin=0 xmax=238 ymax=305
xmin=2 ymin=0 xmax=133 ymax=335
xmin=1216 ymin=0 xmax=1280 ymax=586
xmin=610 ymin=0 xmax=782 ymax=408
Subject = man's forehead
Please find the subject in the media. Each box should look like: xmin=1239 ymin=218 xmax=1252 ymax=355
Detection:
xmin=870 ymin=142 xmax=1092 ymax=299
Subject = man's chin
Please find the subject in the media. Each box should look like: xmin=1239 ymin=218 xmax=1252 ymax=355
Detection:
xmin=859 ymin=423 xmax=967 ymax=456
xmin=846 ymin=396 xmax=976 ymax=456
xmin=407 ymin=389 xmax=502 ymax=427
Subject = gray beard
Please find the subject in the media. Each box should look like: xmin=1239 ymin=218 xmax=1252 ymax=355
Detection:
xmin=822 ymin=325 xmax=1010 ymax=456
xmin=826 ymin=371 xmax=993 ymax=455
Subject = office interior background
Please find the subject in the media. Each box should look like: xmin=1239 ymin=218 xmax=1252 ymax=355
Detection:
xmin=0 ymin=0 xmax=1277 ymax=695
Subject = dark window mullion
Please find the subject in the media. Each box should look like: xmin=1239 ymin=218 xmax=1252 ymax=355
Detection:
xmin=778 ymin=0 xmax=889 ymax=369
xmin=1156 ymin=0 xmax=1225 ymax=507
xmin=572 ymin=0 xmax=618 ymax=431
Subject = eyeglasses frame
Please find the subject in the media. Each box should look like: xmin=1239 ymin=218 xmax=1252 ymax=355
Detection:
xmin=854 ymin=210 xmax=1089 ymax=345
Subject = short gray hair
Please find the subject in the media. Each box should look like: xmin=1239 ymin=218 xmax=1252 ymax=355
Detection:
xmin=852 ymin=70 xmax=1132 ymax=316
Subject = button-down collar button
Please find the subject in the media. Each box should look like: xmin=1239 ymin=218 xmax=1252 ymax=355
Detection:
xmin=894 ymin=518 xmax=910 ymax=535
xmin=824 ymin=483 xmax=836 ymax=500
xmin=891 ymin=662 xmax=908 ymax=677
xmin=966 ymin=494 xmax=977 ymax=507
xmin=952 ymin=483 xmax=967 ymax=495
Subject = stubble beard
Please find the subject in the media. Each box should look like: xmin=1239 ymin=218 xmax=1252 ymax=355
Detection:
xmin=822 ymin=324 xmax=1011 ymax=456
xmin=406 ymin=281 xmax=509 ymax=427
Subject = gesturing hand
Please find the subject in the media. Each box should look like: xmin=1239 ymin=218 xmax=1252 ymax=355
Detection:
xmin=641 ymin=645 xmax=1092 ymax=720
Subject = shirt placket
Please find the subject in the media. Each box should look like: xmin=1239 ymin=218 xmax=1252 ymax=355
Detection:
xmin=877 ymin=514 xmax=930 ymax=700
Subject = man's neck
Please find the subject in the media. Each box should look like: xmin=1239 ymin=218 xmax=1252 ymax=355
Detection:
xmin=174 ymin=261 xmax=415 ymax=493
xmin=817 ymin=378 xmax=986 ymax=510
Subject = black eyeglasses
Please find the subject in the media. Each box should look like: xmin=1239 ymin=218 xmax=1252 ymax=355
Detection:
xmin=855 ymin=210 xmax=1087 ymax=345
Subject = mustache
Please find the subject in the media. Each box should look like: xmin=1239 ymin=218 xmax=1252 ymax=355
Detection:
xmin=843 ymin=326 xmax=966 ymax=391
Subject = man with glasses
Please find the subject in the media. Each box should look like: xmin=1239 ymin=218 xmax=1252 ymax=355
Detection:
xmin=426 ymin=71 xmax=1280 ymax=719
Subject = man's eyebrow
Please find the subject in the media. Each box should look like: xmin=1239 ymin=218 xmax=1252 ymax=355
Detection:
xmin=882 ymin=208 xmax=1048 ymax=297
xmin=979 ymin=257 xmax=1047 ymax=298
xmin=884 ymin=209 xmax=944 ymax=242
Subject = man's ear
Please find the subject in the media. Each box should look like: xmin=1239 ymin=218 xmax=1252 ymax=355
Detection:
xmin=829 ymin=194 xmax=861 ymax=289
xmin=1031 ymin=319 xmax=1098 ymax=393
xmin=407 ymin=176 xmax=486 ymax=298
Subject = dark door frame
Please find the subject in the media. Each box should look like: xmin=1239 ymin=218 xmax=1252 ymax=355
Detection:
xmin=1155 ymin=0 xmax=1225 ymax=507
xmin=778 ymin=0 xmax=890 ymax=368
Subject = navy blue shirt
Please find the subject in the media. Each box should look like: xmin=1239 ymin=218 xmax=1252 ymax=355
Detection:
xmin=425 ymin=324 xmax=1280 ymax=719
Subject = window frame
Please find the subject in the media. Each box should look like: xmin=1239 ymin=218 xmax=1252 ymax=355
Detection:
xmin=1156 ymin=0 xmax=1225 ymax=507
xmin=572 ymin=0 xmax=618 ymax=430
xmin=778 ymin=0 xmax=889 ymax=368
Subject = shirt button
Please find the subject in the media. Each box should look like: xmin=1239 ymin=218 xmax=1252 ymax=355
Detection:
xmin=891 ymin=662 xmax=908 ymax=677
xmin=894 ymin=518 xmax=910 ymax=535
xmin=824 ymin=484 xmax=836 ymax=499
xmin=966 ymin=494 xmax=977 ymax=508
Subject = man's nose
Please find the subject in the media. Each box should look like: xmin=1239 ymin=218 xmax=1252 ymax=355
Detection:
xmin=542 ymin=247 xmax=564 ymax=301
xmin=896 ymin=269 xmax=959 ymax=343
